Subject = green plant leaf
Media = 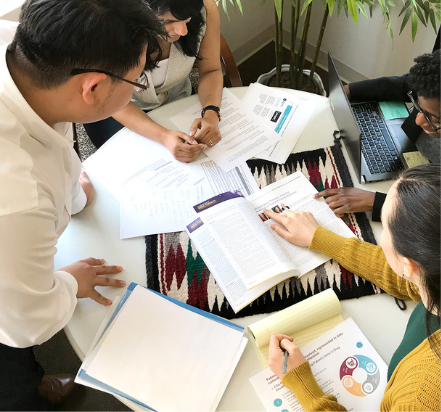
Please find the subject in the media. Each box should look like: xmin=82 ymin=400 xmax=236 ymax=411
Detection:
xmin=411 ymin=11 xmax=418 ymax=40
xmin=356 ymin=1 xmax=369 ymax=17
xmin=387 ymin=0 xmax=396 ymax=6
xmin=221 ymin=0 xmax=230 ymax=19
xmin=301 ymin=0 xmax=314 ymax=14
xmin=327 ymin=0 xmax=336 ymax=15
xmin=275 ymin=0 xmax=284 ymax=21
xmin=347 ymin=0 xmax=358 ymax=21
xmin=399 ymin=7 xmax=412 ymax=32
xmin=233 ymin=0 xmax=243 ymax=14
xmin=414 ymin=0 xmax=425 ymax=9
xmin=398 ymin=0 xmax=411 ymax=16
xmin=429 ymin=9 xmax=437 ymax=31
xmin=413 ymin=2 xmax=428 ymax=25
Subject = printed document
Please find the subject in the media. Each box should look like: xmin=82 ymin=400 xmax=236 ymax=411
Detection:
xmin=186 ymin=173 xmax=355 ymax=312
xmin=242 ymin=83 xmax=318 ymax=164
xmin=249 ymin=318 xmax=387 ymax=412
xmin=170 ymin=88 xmax=282 ymax=171
xmin=188 ymin=158 xmax=259 ymax=199
xmin=120 ymin=185 xmax=203 ymax=238
xmin=83 ymin=129 xmax=202 ymax=200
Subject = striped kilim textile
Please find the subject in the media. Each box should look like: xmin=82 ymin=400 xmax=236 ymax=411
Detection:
xmin=145 ymin=143 xmax=381 ymax=319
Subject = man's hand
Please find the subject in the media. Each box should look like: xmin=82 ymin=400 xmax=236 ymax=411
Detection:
xmin=344 ymin=84 xmax=350 ymax=98
xmin=189 ymin=112 xmax=221 ymax=148
xmin=268 ymin=334 xmax=307 ymax=380
xmin=314 ymin=188 xmax=375 ymax=217
xmin=60 ymin=258 xmax=125 ymax=306
xmin=163 ymin=130 xmax=206 ymax=162
xmin=79 ymin=171 xmax=94 ymax=205
xmin=264 ymin=207 xmax=319 ymax=247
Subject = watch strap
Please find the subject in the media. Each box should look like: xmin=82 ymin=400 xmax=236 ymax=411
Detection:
xmin=201 ymin=105 xmax=221 ymax=121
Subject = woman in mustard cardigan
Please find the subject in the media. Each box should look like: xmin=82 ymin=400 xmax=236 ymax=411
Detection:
xmin=264 ymin=164 xmax=440 ymax=411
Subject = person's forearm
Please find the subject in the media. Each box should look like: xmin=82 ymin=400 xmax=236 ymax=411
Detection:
xmin=309 ymin=226 xmax=421 ymax=301
xmin=112 ymin=101 xmax=170 ymax=146
xmin=282 ymin=362 xmax=347 ymax=412
xmin=197 ymin=69 xmax=223 ymax=109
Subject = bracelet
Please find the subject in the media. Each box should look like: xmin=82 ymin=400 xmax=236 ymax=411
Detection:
xmin=201 ymin=105 xmax=221 ymax=121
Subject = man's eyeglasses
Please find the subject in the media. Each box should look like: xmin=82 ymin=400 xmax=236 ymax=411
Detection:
xmin=71 ymin=69 xmax=149 ymax=93
xmin=407 ymin=91 xmax=441 ymax=131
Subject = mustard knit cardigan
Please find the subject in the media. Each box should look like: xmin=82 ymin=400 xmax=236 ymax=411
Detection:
xmin=281 ymin=226 xmax=440 ymax=412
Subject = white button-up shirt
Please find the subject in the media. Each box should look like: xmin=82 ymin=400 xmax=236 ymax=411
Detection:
xmin=0 ymin=44 xmax=86 ymax=348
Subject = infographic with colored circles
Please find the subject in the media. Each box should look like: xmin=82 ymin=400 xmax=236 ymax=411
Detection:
xmin=340 ymin=354 xmax=381 ymax=396
xmin=249 ymin=318 xmax=387 ymax=412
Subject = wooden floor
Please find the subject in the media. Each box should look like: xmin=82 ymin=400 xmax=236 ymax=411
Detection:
xmin=237 ymin=41 xmax=329 ymax=94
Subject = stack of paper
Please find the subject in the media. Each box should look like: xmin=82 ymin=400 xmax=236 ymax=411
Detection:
xmin=76 ymin=283 xmax=247 ymax=411
xmin=249 ymin=317 xmax=388 ymax=412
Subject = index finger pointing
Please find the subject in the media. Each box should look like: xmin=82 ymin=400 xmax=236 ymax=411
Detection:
xmin=314 ymin=189 xmax=339 ymax=199
xmin=264 ymin=209 xmax=287 ymax=225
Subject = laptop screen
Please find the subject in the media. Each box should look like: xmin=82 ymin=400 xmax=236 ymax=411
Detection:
xmin=328 ymin=53 xmax=362 ymax=183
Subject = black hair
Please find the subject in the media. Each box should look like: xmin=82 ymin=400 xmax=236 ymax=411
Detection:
xmin=408 ymin=50 xmax=440 ymax=101
xmin=145 ymin=0 xmax=205 ymax=64
xmin=8 ymin=0 xmax=165 ymax=89
xmin=388 ymin=164 xmax=441 ymax=356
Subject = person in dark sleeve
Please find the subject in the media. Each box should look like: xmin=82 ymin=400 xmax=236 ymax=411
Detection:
xmin=315 ymin=50 xmax=440 ymax=222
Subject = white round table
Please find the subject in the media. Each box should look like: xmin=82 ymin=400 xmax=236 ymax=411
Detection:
xmin=55 ymin=87 xmax=416 ymax=411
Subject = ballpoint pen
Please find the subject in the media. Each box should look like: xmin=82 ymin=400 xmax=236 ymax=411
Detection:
xmin=282 ymin=350 xmax=289 ymax=374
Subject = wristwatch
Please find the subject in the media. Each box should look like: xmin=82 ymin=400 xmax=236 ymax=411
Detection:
xmin=201 ymin=105 xmax=221 ymax=121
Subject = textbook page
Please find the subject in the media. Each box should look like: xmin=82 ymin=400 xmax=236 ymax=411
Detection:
xmin=193 ymin=192 xmax=298 ymax=290
xmin=120 ymin=185 xmax=202 ymax=238
xmin=84 ymin=285 xmax=245 ymax=412
xmin=186 ymin=217 xmax=297 ymax=313
xmin=83 ymin=129 xmax=202 ymax=200
xmin=248 ymin=289 xmax=343 ymax=368
xmin=247 ymin=171 xmax=355 ymax=276
xmin=242 ymin=83 xmax=318 ymax=164
xmin=249 ymin=318 xmax=387 ymax=412
xmin=170 ymin=88 xmax=282 ymax=171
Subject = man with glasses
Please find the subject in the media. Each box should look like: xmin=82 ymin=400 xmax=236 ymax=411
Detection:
xmin=0 ymin=0 xmax=163 ymax=410
xmin=314 ymin=50 xmax=440 ymax=221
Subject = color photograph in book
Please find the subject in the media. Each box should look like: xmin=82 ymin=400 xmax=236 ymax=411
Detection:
xmin=185 ymin=172 xmax=356 ymax=314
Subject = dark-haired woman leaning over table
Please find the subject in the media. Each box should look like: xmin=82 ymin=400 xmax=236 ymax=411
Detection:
xmin=264 ymin=164 xmax=440 ymax=411
xmin=84 ymin=0 xmax=222 ymax=162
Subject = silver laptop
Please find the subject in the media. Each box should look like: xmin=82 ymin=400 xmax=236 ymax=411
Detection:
xmin=328 ymin=53 xmax=416 ymax=183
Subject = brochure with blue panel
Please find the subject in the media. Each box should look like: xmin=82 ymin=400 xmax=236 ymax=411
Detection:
xmin=76 ymin=282 xmax=247 ymax=412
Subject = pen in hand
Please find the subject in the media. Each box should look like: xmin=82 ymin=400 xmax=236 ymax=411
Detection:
xmin=282 ymin=350 xmax=289 ymax=374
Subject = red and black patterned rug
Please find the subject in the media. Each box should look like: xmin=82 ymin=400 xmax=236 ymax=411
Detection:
xmin=145 ymin=143 xmax=381 ymax=319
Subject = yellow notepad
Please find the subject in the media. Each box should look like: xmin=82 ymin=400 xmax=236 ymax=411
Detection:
xmin=248 ymin=289 xmax=343 ymax=368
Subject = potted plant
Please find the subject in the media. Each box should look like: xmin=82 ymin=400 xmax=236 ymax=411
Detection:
xmin=218 ymin=0 xmax=441 ymax=94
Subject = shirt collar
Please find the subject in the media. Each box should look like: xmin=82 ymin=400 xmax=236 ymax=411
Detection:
xmin=0 ymin=44 xmax=72 ymax=147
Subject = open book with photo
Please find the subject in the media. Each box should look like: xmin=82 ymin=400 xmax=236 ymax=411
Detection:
xmin=185 ymin=172 xmax=355 ymax=313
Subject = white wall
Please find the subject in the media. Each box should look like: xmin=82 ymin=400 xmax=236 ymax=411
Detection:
xmin=2 ymin=0 xmax=438 ymax=81
xmin=218 ymin=0 xmax=274 ymax=64
xmin=282 ymin=2 xmax=438 ymax=81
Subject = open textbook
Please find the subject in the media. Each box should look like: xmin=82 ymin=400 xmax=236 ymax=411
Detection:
xmin=76 ymin=283 xmax=247 ymax=412
xmin=249 ymin=316 xmax=388 ymax=412
xmin=185 ymin=172 xmax=355 ymax=313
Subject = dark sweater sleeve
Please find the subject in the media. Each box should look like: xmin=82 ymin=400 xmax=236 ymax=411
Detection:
xmin=349 ymin=75 xmax=411 ymax=103
xmin=371 ymin=192 xmax=387 ymax=222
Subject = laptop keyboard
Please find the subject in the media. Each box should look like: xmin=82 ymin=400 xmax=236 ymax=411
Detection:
xmin=352 ymin=102 xmax=404 ymax=175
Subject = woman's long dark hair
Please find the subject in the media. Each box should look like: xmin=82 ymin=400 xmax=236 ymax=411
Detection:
xmin=388 ymin=164 xmax=440 ymax=355
xmin=145 ymin=0 xmax=205 ymax=65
